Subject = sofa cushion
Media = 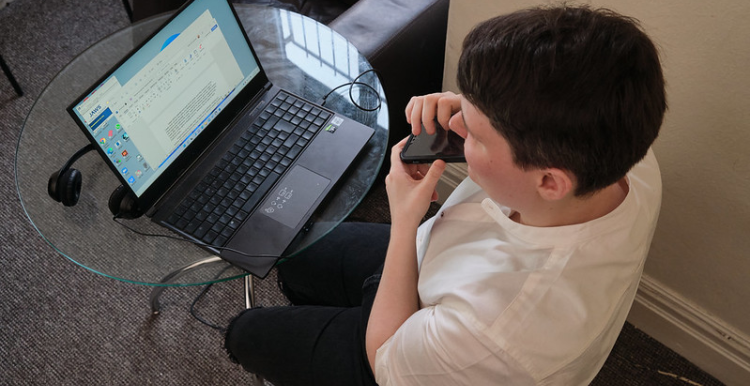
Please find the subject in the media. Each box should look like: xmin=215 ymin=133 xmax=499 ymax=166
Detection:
xmin=330 ymin=0 xmax=449 ymax=145
xmin=131 ymin=0 xmax=354 ymax=25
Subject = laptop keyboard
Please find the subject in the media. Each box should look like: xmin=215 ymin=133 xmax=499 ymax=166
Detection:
xmin=166 ymin=91 xmax=332 ymax=247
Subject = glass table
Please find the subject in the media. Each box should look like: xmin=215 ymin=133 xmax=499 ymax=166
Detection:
xmin=14 ymin=4 xmax=388 ymax=305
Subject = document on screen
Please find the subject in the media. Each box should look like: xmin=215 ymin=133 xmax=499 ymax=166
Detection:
xmin=110 ymin=9 xmax=244 ymax=170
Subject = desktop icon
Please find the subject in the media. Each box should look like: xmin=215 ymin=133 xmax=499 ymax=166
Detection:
xmin=121 ymin=167 xmax=128 ymax=175
xmin=99 ymin=138 xmax=106 ymax=145
xmin=128 ymin=176 xmax=136 ymax=184
xmin=122 ymin=150 xmax=129 ymax=157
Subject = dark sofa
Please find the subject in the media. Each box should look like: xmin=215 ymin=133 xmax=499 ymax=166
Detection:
xmin=129 ymin=0 xmax=450 ymax=148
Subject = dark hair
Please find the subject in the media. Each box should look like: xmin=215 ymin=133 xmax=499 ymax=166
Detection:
xmin=457 ymin=5 xmax=666 ymax=196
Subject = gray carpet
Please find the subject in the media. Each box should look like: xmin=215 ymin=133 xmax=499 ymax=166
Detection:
xmin=0 ymin=0 xmax=726 ymax=385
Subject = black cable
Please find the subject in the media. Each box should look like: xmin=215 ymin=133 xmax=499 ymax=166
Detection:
xmin=321 ymin=81 xmax=378 ymax=107
xmin=112 ymin=216 xmax=274 ymax=331
xmin=189 ymin=265 xmax=234 ymax=332
xmin=321 ymin=69 xmax=382 ymax=112
xmin=350 ymin=69 xmax=383 ymax=112
xmin=190 ymin=283 xmax=224 ymax=331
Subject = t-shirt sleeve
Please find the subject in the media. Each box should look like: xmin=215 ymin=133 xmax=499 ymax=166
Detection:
xmin=374 ymin=304 xmax=535 ymax=386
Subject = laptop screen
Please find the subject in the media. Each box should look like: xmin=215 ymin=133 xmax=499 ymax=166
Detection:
xmin=70 ymin=0 xmax=261 ymax=197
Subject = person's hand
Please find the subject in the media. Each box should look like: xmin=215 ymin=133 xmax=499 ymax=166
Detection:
xmin=385 ymin=138 xmax=446 ymax=229
xmin=405 ymin=92 xmax=462 ymax=136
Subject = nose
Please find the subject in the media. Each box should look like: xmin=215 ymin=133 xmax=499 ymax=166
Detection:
xmin=448 ymin=112 xmax=467 ymax=139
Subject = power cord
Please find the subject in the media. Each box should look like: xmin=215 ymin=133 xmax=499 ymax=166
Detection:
xmin=320 ymin=69 xmax=382 ymax=112
xmin=112 ymin=216 xmax=273 ymax=331
xmin=189 ymin=266 xmax=233 ymax=332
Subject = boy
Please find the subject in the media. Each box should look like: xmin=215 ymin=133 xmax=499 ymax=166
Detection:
xmin=225 ymin=4 xmax=666 ymax=385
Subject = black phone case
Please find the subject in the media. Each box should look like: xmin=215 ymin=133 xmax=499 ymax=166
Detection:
xmin=400 ymin=128 xmax=466 ymax=164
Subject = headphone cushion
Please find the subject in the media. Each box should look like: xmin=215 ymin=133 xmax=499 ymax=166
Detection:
xmin=47 ymin=171 xmax=61 ymax=202
xmin=58 ymin=168 xmax=82 ymax=207
xmin=108 ymin=185 xmax=142 ymax=219
xmin=108 ymin=185 xmax=128 ymax=217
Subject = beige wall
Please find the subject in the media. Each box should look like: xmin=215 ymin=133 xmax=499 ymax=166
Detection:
xmin=442 ymin=0 xmax=750 ymax=383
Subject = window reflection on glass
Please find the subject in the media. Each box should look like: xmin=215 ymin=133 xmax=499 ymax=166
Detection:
xmin=279 ymin=10 xmax=386 ymax=128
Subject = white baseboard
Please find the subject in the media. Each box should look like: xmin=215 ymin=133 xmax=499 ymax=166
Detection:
xmin=628 ymin=275 xmax=750 ymax=386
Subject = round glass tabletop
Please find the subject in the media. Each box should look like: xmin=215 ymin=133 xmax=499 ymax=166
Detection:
xmin=15 ymin=5 xmax=388 ymax=286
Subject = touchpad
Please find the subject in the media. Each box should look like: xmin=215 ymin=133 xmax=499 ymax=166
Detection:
xmin=259 ymin=165 xmax=330 ymax=229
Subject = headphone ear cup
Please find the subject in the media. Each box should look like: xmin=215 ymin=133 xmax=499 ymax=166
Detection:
xmin=48 ymin=168 xmax=82 ymax=206
xmin=119 ymin=191 xmax=143 ymax=219
xmin=60 ymin=168 xmax=83 ymax=207
xmin=108 ymin=185 xmax=143 ymax=219
xmin=48 ymin=171 xmax=61 ymax=202
xmin=108 ymin=185 xmax=128 ymax=217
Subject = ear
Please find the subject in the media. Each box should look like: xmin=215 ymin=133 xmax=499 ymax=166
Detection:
xmin=536 ymin=168 xmax=574 ymax=201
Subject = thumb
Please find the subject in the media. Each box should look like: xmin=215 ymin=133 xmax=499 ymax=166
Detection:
xmin=425 ymin=160 xmax=447 ymax=184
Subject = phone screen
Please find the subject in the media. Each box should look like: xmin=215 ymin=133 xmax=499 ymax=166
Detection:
xmin=400 ymin=127 xmax=466 ymax=163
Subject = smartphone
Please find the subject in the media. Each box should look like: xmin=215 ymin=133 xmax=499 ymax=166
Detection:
xmin=400 ymin=125 xmax=466 ymax=163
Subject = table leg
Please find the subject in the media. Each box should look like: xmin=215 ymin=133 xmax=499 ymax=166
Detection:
xmin=244 ymin=274 xmax=257 ymax=309
xmin=150 ymin=258 xmax=264 ymax=383
xmin=0 ymin=54 xmax=23 ymax=97
xmin=149 ymin=255 xmax=225 ymax=314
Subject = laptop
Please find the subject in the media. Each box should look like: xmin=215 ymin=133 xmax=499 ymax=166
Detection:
xmin=67 ymin=0 xmax=375 ymax=278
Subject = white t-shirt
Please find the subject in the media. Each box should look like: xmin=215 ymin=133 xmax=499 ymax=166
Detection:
xmin=375 ymin=149 xmax=662 ymax=385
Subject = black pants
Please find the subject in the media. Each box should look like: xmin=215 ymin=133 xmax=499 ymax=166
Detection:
xmin=225 ymin=222 xmax=390 ymax=386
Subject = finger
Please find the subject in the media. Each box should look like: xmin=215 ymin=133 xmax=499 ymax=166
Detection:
xmin=415 ymin=162 xmax=432 ymax=177
xmin=421 ymin=96 xmax=439 ymax=135
xmin=448 ymin=111 xmax=467 ymax=139
xmin=390 ymin=137 xmax=409 ymax=166
xmin=437 ymin=101 xmax=454 ymax=132
xmin=408 ymin=97 xmax=424 ymax=136
xmin=405 ymin=97 xmax=416 ymax=124
xmin=425 ymin=159 xmax=447 ymax=185
xmin=437 ymin=93 xmax=461 ymax=131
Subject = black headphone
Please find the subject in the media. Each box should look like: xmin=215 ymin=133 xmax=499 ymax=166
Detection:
xmin=108 ymin=184 xmax=143 ymax=219
xmin=48 ymin=144 xmax=144 ymax=218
